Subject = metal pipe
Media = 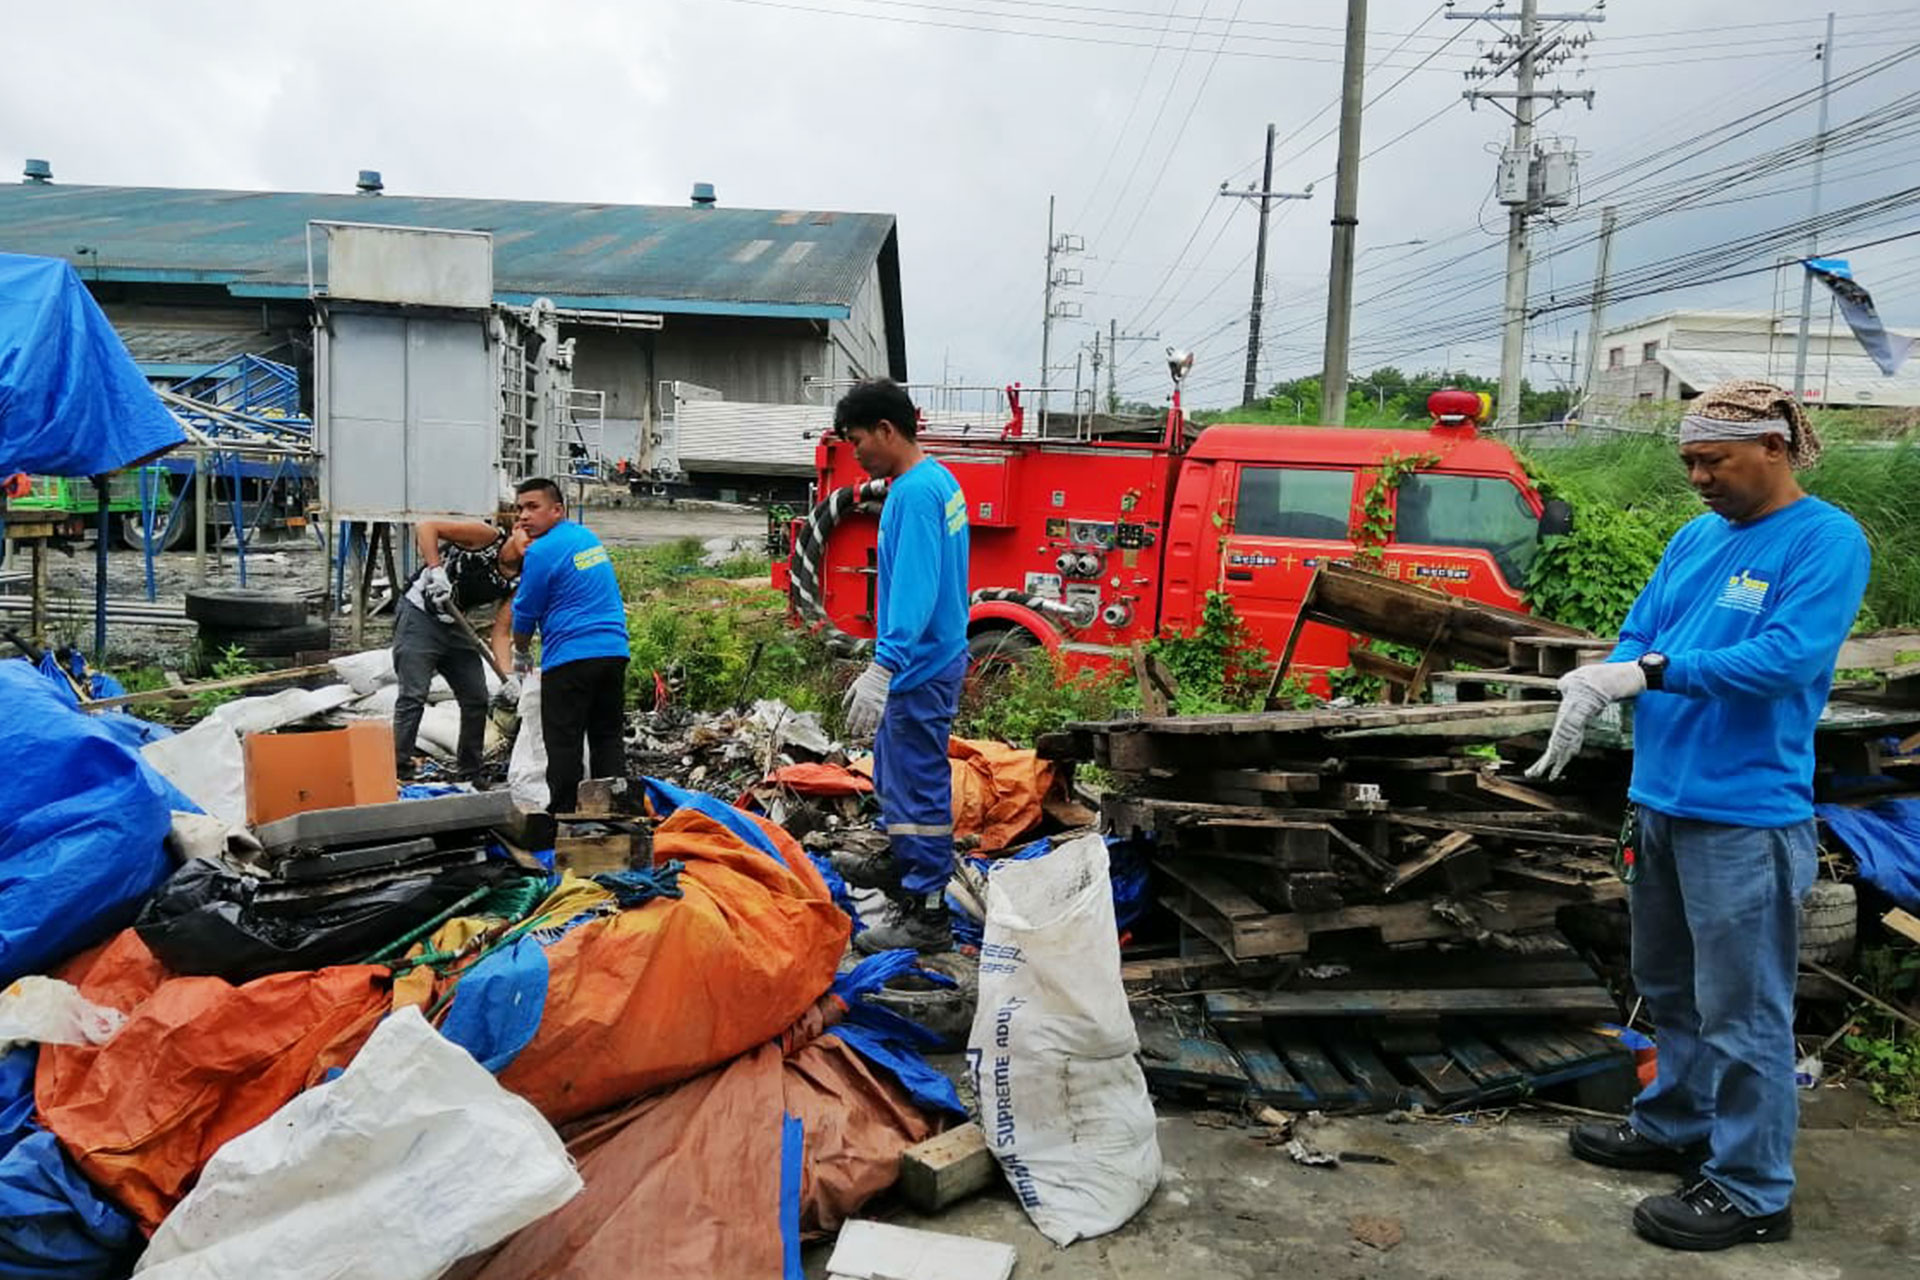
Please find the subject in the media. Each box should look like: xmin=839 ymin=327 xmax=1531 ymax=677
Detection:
xmin=93 ymin=477 xmax=109 ymax=660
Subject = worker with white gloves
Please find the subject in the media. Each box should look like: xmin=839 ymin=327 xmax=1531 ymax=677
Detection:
xmin=829 ymin=380 xmax=971 ymax=954
xmin=1532 ymin=381 xmax=1868 ymax=1254
xmin=392 ymin=515 xmax=526 ymax=780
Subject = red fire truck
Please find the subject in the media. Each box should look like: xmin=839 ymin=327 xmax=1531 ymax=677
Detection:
xmin=774 ymin=367 xmax=1569 ymax=685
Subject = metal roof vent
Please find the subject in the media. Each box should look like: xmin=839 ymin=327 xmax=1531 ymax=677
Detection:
xmin=356 ymin=169 xmax=384 ymax=195
xmin=22 ymin=159 xmax=51 ymax=185
xmin=691 ymin=182 xmax=716 ymax=208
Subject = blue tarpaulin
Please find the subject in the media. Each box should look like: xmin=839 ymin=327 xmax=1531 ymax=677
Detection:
xmin=0 ymin=253 xmax=183 ymax=478
xmin=0 ymin=660 xmax=177 ymax=987
xmin=0 ymin=1048 xmax=141 ymax=1279
xmin=1817 ymin=799 xmax=1920 ymax=910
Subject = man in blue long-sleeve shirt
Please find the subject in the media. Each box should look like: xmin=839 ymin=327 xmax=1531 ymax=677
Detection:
xmin=510 ymin=478 xmax=630 ymax=822
xmin=1527 ymin=380 xmax=1869 ymax=1253
xmin=829 ymin=380 xmax=970 ymax=954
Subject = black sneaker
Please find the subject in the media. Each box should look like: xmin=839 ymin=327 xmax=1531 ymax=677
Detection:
xmin=1569 ymin=1121 xmax=1710 ymax=1175
xmin=1633 ymin=1178 xmax=1792 ymax=1251
xmin=854 ymin=894 xmax=952 ymax=956
xmin=830 ymin=849 xmax=902 ymax=892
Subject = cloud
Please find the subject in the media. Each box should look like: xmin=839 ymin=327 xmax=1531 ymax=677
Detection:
xmin=2 ymin=0 xmax=1911 ymax=410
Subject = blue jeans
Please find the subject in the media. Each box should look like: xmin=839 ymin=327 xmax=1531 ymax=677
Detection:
xmin=872 ymin=655 xmax=966 ymax=896
xmin=1628 ymin=805 xmax=1816 ymax=1215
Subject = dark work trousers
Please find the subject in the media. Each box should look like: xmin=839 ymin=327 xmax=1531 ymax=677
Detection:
xmin=872 ymin=654 xmax=967 ymax=896
xmin=540 ymin=655 xmax=630 ymax=815
xmin=391 ymin=598 xmax=489 ymax=774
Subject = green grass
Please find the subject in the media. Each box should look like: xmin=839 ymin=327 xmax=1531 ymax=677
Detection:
xmin=1526 ymin=421 xmax=1920 ymax=633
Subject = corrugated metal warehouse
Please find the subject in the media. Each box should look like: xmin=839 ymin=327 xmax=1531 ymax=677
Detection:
xmin=0 ymin=166 xmax=906 ymax=490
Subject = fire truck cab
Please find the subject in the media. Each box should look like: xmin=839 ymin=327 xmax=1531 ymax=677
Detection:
xmin=775 ymin=386 xmax=1569 ymax=683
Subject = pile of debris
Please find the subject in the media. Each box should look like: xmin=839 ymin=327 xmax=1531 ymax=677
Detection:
xmin=1042 ymin=698 xmax=1637 ymax=1114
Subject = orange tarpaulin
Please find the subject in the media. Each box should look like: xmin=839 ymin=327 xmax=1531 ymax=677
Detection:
xmin=851 ymin=737 xmax=1054 ymax=853
xmin=36 ymin=933 xmax=389 ymax=1231
xmin=464 ymin=999 xmax=934 ymax=1280
xmin=494 ymin=807 xmax=849 ymax=1124
xmin=36 ymin=803 xmax=851 ymax=1228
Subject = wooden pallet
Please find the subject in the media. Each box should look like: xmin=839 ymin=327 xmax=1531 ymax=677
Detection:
xmin=1153 ymin=856 xmax=1621 ymax=961
xmin=1137 ymin=1013 xmax=1633 ymax=1114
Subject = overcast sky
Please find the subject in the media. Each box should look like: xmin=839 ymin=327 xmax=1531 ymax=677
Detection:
xmin=3 ymin=0 xmax=1915 ymax=409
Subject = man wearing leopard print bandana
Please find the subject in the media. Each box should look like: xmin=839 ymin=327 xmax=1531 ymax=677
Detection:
xmin=1528 ymin=380 xmax=1868 ymax=1251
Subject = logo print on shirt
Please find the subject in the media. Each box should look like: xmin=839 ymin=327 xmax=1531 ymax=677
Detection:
xmin=572 ymin=546 xmax=610 ymax=571
xmin=1716 ymin=569 xmax=1770 ymax=614
xmin=945 ymin=490 xmax=968 ymax=535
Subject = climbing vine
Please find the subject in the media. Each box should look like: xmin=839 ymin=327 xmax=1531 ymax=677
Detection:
xmin=1350 ymin=449 xmax=1440 ymax=570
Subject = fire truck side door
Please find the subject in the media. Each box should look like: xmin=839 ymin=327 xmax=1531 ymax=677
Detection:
xmin=1383 ymin=471 xmax=1542 ymax=608
xmin=1217 ymin=464 xmax=1359 ymax=668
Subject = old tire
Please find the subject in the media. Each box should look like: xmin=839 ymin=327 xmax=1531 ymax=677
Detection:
xmin=185 ymin=587 xmax=309 ymax=630
xmin=197 ymin=620 xmax=334 ymax=660
xmin=1799 ymin=881 xmax=1858 ymax=968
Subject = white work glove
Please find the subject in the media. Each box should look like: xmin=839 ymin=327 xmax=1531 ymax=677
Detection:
xmin=421 ymin=565 xmax=455 ymax=622
xmin=843 ymin=662 xmax=894 ymax=738
xmin=493 ymin=673 xmax=522 ymax=707
xmin=512 ymin=647 xmax=535 ymax=678
xmin=1525 ymin=660 xmax=1648 ymax=782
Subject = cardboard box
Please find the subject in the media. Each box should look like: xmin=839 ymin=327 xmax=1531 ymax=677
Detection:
xmin=244 ymin=722 xmax=399 ymax=827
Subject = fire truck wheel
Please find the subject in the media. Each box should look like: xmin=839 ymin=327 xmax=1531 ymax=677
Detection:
xmin=966 ymin=627 xmax=1038 ymax=672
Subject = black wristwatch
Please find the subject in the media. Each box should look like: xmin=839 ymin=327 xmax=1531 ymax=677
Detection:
xmin=1639 ymin=652 xmax=1668 ymax=692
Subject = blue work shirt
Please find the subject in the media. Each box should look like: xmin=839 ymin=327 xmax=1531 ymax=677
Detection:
xmin=1611 ymin=494 xmax=1869 ymax=827
xmin=876 ymin=458 xmax=971 ymax=691
xmin=510 ymin=519 xmax=629 ymax=670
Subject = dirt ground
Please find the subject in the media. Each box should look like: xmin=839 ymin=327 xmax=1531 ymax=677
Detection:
xmin=810 ymin=1090 xmax=1918 ymax=1280
xmin=6 ymin=491 xmax=768 ymax=667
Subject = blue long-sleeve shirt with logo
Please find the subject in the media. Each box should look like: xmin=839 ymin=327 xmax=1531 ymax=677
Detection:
xmin=511 ymin=520 xmax=630 ymax=670
xmin=1609 ymin=494 xmax=1869 ymax=827
xmin=876 ymin=458 xmax=970 ymax=691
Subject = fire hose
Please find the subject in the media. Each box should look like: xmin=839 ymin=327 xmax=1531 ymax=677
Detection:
xmin=784 ymin=478 xmax=1096 ymax=655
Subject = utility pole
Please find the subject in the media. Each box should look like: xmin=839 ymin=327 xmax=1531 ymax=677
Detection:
xmin=1578 ymin=204 xmax=1618 ymax=413
xmin=1105 ymin=319 xmax=1161 ymax=413
xmin=1453 ymin=1 xmax=1601 ymax=427
xmin=1319 ymin=0 xmax=1368 ymax=426
xmin=1041 ymin=196 xmax=1056 ymax=402
xmin=1039 ymin=196 xmax=1084 ymax=427
xmin=1220 ymin=124 xmax=1314 ymax=408
xmin=1497 ymin=0 xmax=1539 ymax=430
xmin=1792 ymin=11 xmax=1836 ymax=403
xmin=1109 ymin=318 xmax=1118 ymax=411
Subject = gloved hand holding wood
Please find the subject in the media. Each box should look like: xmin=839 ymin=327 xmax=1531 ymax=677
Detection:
xmin=1525 ymin=660 xmax=1647 ymax=781
xmin=843 ymin=662 xmax=893 ymax=737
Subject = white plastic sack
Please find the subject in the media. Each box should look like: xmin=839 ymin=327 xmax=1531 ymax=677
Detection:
xmin=0 ymin=976 xmax=126 ymax=1048
xmin=135 ymin=1005 xmax=582 ymax=1280
xmin=508 ymin=672 xmax=548 ymax=811
xmin=141 ymin=718 xmax=246 ymax=827
xmin=328 ymin=648 xmax=394 ymax=696
xmin=967 ymin=832 xmax=1161 ymax=1246
xmin=208 ymin=684 xmax=357 ymax=736
xmin=331 ymin=647 xmax=496 ymax=702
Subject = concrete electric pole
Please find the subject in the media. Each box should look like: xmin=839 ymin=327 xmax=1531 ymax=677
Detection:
xmin=1578 ymin=204 xmax=1618 ymax=414
xmin=1217 ymin=125 xmax=1314 ymax=407
xmin=1453 ymin=1 xmax=1600 ymax=427
xmin=1319 ymin=0 xmax=1369 ymax=426
xmin=1040 ymin=195 xmax=1084 ymax=421
xmin=1792 ymin=12 xmax=1836 ymax=403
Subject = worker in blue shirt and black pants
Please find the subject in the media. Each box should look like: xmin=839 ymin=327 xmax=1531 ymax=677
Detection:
xmin=1527 ymin=380 xmax=1870 ymax=1254
xmin=509 ymin=478 xmax=631 ymax=824
xmin=829 ymin=380 xmax=970 ymax=954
